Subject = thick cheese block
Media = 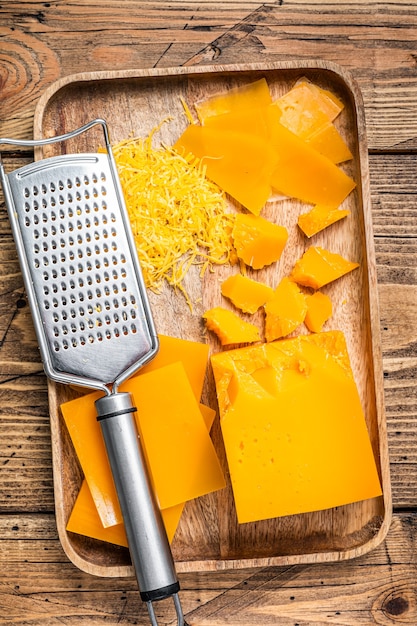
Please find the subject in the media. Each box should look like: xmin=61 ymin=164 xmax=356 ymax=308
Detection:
xmin=211 ymin=331 xmax=382 ymax=524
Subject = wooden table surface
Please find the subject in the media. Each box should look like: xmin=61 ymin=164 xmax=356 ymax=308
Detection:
xmin=1 ymin=1 xmax=416 ymax=624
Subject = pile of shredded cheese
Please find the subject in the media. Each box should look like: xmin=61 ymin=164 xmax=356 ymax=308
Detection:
xmin=112 ymin=123 xmax=235 ymax=305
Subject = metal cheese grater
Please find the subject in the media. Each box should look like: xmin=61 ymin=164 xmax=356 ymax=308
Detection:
xmin=0 ymin=119 xmax=186 ymax=626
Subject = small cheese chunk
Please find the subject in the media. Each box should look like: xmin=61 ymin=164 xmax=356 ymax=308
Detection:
xmin=298 ymin=204 xmax=350 ymax=238
xmin=232 ymin=213 xmax=288 ymax=270
xmin=221 ymin=274 xmax=274 ymax=314
xmin=264 ymin=277 xmax=308 ymax=341
xmin=304 ymin=291 xmax=333 ymax=332
xmin=203 ymin=306 xmax=261 ymax=346
xmin=211 ymin=331 xmax=382 ymax=524
xmin=290 ymin=246 xmax=359 ymax=289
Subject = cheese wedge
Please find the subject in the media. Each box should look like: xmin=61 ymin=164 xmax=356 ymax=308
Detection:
xmin=202 ymin=306 xmax=261 ymax=346
xmin=298 ymin=204 xmax=350 ymax=238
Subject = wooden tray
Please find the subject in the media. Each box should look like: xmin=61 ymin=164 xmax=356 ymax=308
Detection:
xmin=34 ymin=60 xmax=392 ymax=577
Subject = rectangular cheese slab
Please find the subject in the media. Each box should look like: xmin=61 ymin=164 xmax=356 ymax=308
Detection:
xmin=211 ymin=331 xmax=382 ymax=524
xmin=62 ymin=362 xmax=225 ymax=526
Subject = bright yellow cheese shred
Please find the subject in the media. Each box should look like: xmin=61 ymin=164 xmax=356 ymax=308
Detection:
xmin=112 ymin=122 xmax=235 ymax=304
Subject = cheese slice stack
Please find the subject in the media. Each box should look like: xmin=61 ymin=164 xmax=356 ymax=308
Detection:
xmin=211 ymin=330 xmax=382 ymax=524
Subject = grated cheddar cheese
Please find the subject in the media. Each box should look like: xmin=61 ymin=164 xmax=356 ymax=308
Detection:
xmin=111 ymin=122 xmax=235 ymax=305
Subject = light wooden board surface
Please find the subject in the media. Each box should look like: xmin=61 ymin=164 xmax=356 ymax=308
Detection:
xmin=0 ymin=1 xmax=416 ymax=624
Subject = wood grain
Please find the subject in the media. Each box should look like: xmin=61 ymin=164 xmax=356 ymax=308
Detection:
xmin=0 ymin=512 xmax=416 ymax=625
xmin=0 ymin=1 xmax=416 ymax=624
xmin=28 ymin=60 xmax=391 ymax=577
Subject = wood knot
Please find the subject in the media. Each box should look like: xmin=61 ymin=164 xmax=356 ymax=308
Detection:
xmin=383 ymin=595 xmax=409 ymax=616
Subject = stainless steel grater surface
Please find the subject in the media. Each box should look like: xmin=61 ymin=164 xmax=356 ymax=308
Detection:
xmin=0 ymin=119 xmax=186 ymax=626
xmin=5 ymin=141 xmax=157 ymax=391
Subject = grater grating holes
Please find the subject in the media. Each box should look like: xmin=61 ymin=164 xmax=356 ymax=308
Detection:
xmin=20 ymin=172 xmax=140 ymax=353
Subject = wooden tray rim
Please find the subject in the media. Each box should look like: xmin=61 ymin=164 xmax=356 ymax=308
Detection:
xmin=35 ymin=59 xmax=392 ymax=576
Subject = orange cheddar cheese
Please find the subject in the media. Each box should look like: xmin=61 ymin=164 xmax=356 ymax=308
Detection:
xmin=67 ymin=480 xmax=128 ymax=547
xmin=195 ymin=78 xmax=273 ymax=124
xmin=267 ymin=106 xmax=356 ymax=207
xmin=67 ymin=403 xmax=217 ymax=545
xmin=277 ymin=79 xmax=344 ymax=124
xmin=304 ymin=291 xmax=333 ymax=332
xmin=140 ymin=334 xmax=209 ymax=401
xmin=203 ymin=306 xmax=261 ymax=346
xmin=221 ymin=273 xmax=274 ymax=314
xmin=61 ymin=342 xmax=223 ymax=527
xmin=211 ymin=331 xmax=382 ymax=524
xmin=232 ymin=213 xmax=288 ymax=270
xmin=304 ymin=122 xmax=353 ymax=165
xmin=298 ymin=204 xmax=350 ymax=238
xmin=176 ymin=79 xmax=356 ymax=213
xmin=173 ymin=123 xmax=277 ymax=215
xmin=274 ymin=80 xmax=352 ymax=164
xmin=290 ymin=246 xmax=359 ymax=289
xmin=121 ymin=362 xmax=225 ymax=510
xmin=264 ymin=277 xmax=308 ymax=341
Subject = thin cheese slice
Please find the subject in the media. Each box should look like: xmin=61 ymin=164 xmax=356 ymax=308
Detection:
xmin=140 ymin=334 xmax=209 ymax=401
xmin=66 ymin=403 xmax=217 ymax=545
xmin=61 ymin=335 xmax=218 ymax=528
xmin=211 ymin=331 xmax=382 ymax=524
xmin=62 ymin=363 xmax=225 ymax=526
xmin=121 ymin=362 xmax=225 ymax=510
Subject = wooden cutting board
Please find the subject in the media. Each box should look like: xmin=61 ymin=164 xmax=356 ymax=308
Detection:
xmin=34 ymin=60 xmax=391 ymax=577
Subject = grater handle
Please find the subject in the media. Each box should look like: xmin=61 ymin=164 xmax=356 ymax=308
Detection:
xmin=95 ymin=392 xmax=183 ymax=619
xmin=0 ymin=118 xmax=111 ymax=158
